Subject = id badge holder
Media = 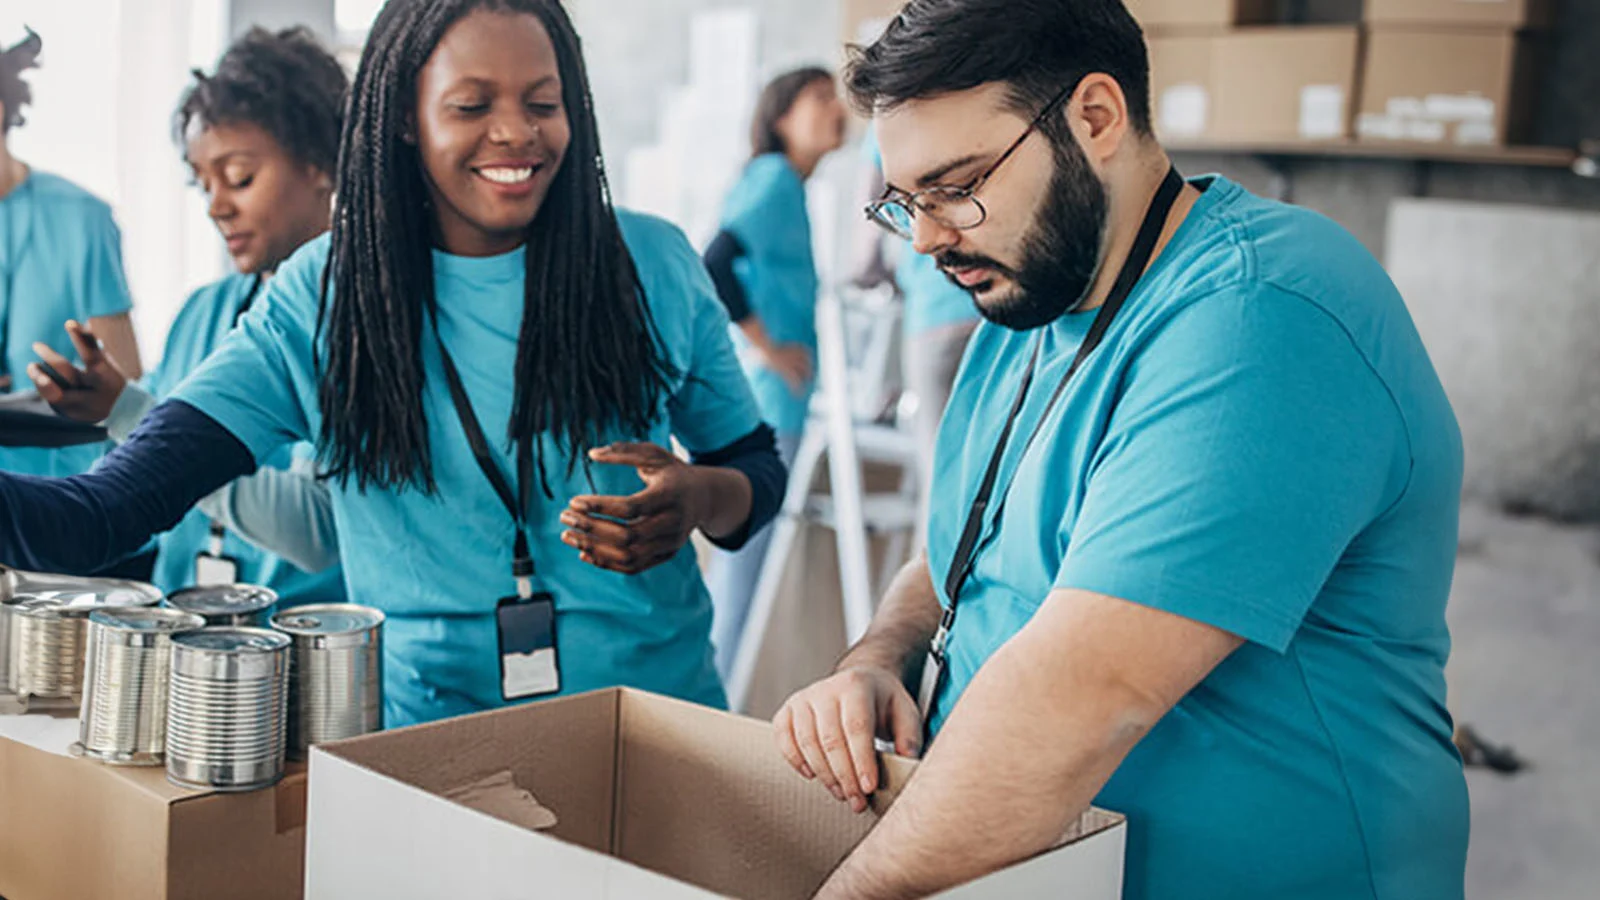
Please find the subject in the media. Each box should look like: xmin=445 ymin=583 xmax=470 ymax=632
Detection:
xmin=497 ymin=592 xmax=560 ymax=701
xmin=195 ymin=524 xmax=240 ymax=585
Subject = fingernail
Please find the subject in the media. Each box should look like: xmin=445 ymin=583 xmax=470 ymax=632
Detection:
xmin=800 ymin=763 xmax=815 ymax=779
xmin=859 ymin=774 xmax=873 ymax=794
xmin=830 ymin=785 xmax=844 ymax=801
xmin=852 ymin=796 xmax=867 ymax=814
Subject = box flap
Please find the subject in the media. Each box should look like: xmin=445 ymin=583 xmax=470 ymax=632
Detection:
xmin=318 ymin=688 xmax=621 ymax=854
xmin=612 ymin=690 xmax=915 ymax=900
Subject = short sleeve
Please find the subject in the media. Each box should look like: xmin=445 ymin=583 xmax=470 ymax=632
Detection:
xmin=655 ymin=231 xmax=763 ymax=454
xmin=720 ymin=156 xmax=793 ymax=256
xmin=74 ymin=205 xmax=134 ymax=321
xmin=170 ymin=241 xmax=325 ymax=463
xmin=1054 ymin=287 xmax=1411 ymax=652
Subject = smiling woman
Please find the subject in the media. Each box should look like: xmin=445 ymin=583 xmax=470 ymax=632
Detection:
xmin=0 ymin=0 xmax=789 ymax=728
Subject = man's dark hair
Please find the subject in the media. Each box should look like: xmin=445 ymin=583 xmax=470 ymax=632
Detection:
xmin=844 ymin=0 xmax=1151 ymax=137
xmin=0 ymin=27 xmax=43 ymax=134
xmin=750 ymin=66 xmax=834 ymax=159
xmin=175 ymin=27 xmax=349 ymax=175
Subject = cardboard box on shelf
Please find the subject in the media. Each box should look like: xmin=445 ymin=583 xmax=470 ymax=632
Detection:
xmin=1149 ymin=27 xmax=1361 ymax=143
xmin=305 ymin=688 xmax=1128 ymax=900
xmin=1365 ymin=0 xmax=1555 ymax=29
xmin=0 ymin=716 xmax=306 ymax=900
xmin=1358 ymin=30 xmax=1543 ymax=147
xmin=1125 ymin=0 xmax=1278 ymax=30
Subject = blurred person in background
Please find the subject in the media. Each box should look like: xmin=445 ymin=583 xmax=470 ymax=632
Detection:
xmin=30 ymin=27 xmax=348 ymax=605
xmin=702 ymin=66 xmax=846 ymax=680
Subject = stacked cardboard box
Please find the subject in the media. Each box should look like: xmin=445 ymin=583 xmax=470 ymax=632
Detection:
xmin=1135 ymin=3 xmax=1362 ymax=143
xmin=1135 ymin=0 xmax=1555 ymax=149
xmin=1356 ymin=0 xmax=1553 ymax=148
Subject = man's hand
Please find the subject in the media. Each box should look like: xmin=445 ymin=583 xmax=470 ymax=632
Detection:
xmin=28 ymin=320 xmax=127 ymax=423
xmin=773 ymin=665 xmax=924 ymax=814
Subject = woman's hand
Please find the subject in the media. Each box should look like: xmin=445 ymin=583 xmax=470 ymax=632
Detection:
xmin=28 ymin=321 xmax=127 ymax=423
xmin=762 ymin=343 xmax=814 ymax=395
xmin=561 ymin=443 xmax=714 ymax=575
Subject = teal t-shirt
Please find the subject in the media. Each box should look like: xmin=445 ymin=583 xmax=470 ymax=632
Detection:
xmin=145 ymin=272 xmax=346 ymax=607
xmin=862 ymin=135 xmax=980 ymax=337
xmin=925 ymin=176 xmax=1468 ymax=900
xmin=172 ymin=211 xmax=762 ymax=727
xmin=0 ymin=171 xmax=133 ymax=476
xmin=720 ymin=153 xmax=818 ymax=435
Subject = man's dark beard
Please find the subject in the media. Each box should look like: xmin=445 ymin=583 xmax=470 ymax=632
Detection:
xmin=938 ymin=133 xmax=1110 ymax=331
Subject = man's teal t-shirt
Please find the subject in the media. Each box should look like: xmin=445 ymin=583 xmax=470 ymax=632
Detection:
xmin=719 ymin=153 xmax=819 ymax=436
xmin=0 ymin=171 xmax=133 ymax=476
xmin=925 ymin=176 xmax=1469 ymax=900
xmin=145 ymin=272 xmax=346 ymax=607
xmin=172 ymin=211 xmax=763 ymax=728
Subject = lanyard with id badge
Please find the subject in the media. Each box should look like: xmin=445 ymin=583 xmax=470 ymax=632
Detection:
xmin=432 ymin=312 xmax=561 ymax=701
xmin=192 ymin=275 xmax=266 ymax=586
xmin=917 ymin=167 xmax=1188 ymax=722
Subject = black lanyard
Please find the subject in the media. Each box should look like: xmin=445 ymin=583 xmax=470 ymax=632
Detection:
xmin=430 ymin=308 xmax=537 ymax=598
xmin=933 ymin=166 xmax=1186 ymax=658
xmin=231 ymin=273 xmax=264 ymax=327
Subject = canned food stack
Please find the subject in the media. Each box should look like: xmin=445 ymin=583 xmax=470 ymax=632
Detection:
xmin=271 ymin=604 xmax=385 ymax=759
xmin=9 ymin=581 xmax=163 ymax=710
xmin=166 ymin=585 xmax=278 ymax=628
xmin=165 ymin=628 xmax=292 ymax=792
xmin=74 ymin=608 xmax=206 ymax=766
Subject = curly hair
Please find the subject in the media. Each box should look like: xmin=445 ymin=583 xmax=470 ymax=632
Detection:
xmin=0 ymin=27 xmax=42 ymax=134
xmin=174 ymin=26 xmax=348 ymax=175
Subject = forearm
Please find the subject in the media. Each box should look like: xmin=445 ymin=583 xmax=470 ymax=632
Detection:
xmin=0 ymin=401 xmax=255 ymax=574
xmin=87 ymin=312 xmax=144 ymax=380
xmin=197 ymin=459 xmax=340 ymax=573
xmin=688 ymin=424 xmax=786 ymax=551
xmin=838 ymin=554 xmax=943 ymax=682
xmin=736 ymin=317 xmax=779 ymax=356
xmin=693 ymin=465 xmax=753 ymax=542
xmin=819 ymin=628 xmax=1153 ymax=900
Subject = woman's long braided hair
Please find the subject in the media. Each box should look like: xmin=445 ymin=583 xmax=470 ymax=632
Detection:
xmin=318 ymin=0 xmax=675 ymax=494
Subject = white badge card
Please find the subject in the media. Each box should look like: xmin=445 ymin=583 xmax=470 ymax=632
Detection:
xmin=497 ymin=594 xmax=560 ymax=700
xmin=194 ymin=552 xmax=240 ymax=586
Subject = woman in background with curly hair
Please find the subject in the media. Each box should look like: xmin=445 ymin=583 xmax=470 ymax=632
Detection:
xmin=30 ymin=27 xmax=349 ymax=605
xmin=0 ymin=27 xmax=144 ymax=483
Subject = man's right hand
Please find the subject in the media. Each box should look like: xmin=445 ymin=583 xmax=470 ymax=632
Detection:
xmin=773 ymin=665 xmax=924 ymax=814
xmin=28 ymin=320 xmax=127 ymax=423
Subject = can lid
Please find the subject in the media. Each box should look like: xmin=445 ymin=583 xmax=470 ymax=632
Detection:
xmin=90 ymin=607 xmax=206 ymax=634
xmin=166 ymin=585 xmax=278 ymax=616
xmin=271 ymin=604 xmax=385 ymax=636
xmin=172 ymin=627 xmax=290 ymax=653
xmin=13 ymin=580 xmax=163 ymax=615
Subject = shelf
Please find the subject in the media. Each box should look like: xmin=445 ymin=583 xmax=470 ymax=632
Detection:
xmin=1166 ymin=139 xmax=1578 ymax=169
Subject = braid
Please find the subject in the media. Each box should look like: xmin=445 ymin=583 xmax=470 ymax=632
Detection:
xmin=318 ymin=0 xmax=673 ymax=494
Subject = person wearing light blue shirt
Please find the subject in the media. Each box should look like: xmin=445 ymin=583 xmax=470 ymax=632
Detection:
xmin=0 ymin=28 xmax=144 ymax=480
xmin=0 ymin=0 xmax=786 ymax=730
xmin=29 ymin=28 xmax=349 ymax=606
xmin=776 ymin=3 xmax=1469 ymax=899
xmin=701 ymin=67 xmax=846 ymax=679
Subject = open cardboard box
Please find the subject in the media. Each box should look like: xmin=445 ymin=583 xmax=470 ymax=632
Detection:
xmin=0 ymin=715 xmax=306 ymax=900
xmin=306 ymin=688 xmax=1125 ymax=899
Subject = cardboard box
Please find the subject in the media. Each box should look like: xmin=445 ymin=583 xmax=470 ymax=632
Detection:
xmin=0 ymin=716 xmax=306 ymax=900
xmin=1125 ymin=0 xmax=1278 ymax=30
xmin=1365 ymin=0 xmax=1555 ymax=29
xmin=306 ymin=689 xmax=1127 ymax=899
xmin=1149 ymin=27 xmax=1361 ymax=142
xmin=1358 ymin=29 xmax=1542 ymax=146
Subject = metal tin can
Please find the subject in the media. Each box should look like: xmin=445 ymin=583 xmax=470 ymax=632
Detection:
xmin=270 ymin=604 xmax=385 ymax=759
xmin=165 ymin=585 xmax=278 ymax=628
xmin=10 ymin=581 xmax=164 ymax=709
xmin=165 ymin=627 xmax=292 ymax=792
xmin=73 ymin=608 xmax=206 ymax=765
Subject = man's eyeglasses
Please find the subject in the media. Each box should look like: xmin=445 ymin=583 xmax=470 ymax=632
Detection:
xmin=866 ymin=84 xmax=1076 ymax=242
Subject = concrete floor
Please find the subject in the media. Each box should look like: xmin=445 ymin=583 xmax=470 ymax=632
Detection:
xmin=1451 ymin=502 xmax=1600 ymax=899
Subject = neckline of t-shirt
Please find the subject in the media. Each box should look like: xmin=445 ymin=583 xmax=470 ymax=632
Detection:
xmin=431 ymin=243 xmax=527 ymax=282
